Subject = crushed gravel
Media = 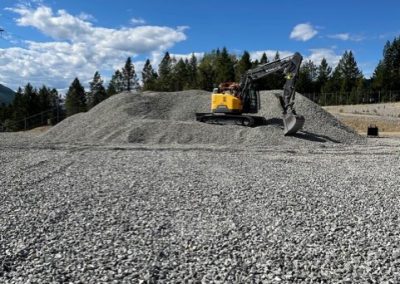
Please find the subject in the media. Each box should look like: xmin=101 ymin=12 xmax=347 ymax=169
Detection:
xmin=41 ymin=90 xmax=363 ymax=145
xmin=1 ymin=140 xmax=400 ymax=283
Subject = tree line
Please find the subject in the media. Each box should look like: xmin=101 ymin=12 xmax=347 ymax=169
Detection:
xmin=0 ymin=84 xmax=61 ymax=131
xmin=1 ymin=36 xmax=400 ymax=131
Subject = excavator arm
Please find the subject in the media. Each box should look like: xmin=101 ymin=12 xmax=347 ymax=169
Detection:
xmin=239 ymin=52 xmax=304 ymax=135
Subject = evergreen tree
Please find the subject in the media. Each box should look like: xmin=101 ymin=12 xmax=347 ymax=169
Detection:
xmin=339 ymin=51 xmax=362 ymax=93
xmin=316 ymin=58 xmax=332 ymax=93
xmin=269 ymin=51 xmax=285 ymax=89
xmin=107 ymin=70 xmax=124 ymax=96
xmin=142 ymin=59 xmax=158 ymax=91
xmin=325 ymin=51 xmax=362 ymax=104
xmin=372 ymin=37 xmax=400 ymax=91
xmin=215 ymin=47 xmax=235 ymax=84
xmin=122 ymin=57 xmax=139 ymax=92
xmin=157 ymin=52 xmax=173 ymax=91
xmin=260 ymin=52 xmax=268 ymax=64
xmin=198 ymin=52 xmax=217 ymax=91
xmin=87 ymin=71 xmax=107 ymax=109
xmin=257 ymin=53 xmax=270 ymax=90
xmin=296 ymin=60 xmax=318 ymax=94
xmin=11 ymin=87 xmax=27 ymax=129
xmin=172 ymin=58 xmax=189 ymax=91
xmin=187 ymin=53 xmax=198 ymax=89
xmin=24 ymin=83 xmax=40 ymax=116
xmin=235 ymin=51 xmax=252 ymax=81
xmin=38 ymin=85 xmax=53 ymax=112
xmin=65 ymin=78 xmax=86 ymax=116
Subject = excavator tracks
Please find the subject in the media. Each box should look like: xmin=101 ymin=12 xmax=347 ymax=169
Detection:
xmin=195 ymin=113 xmax=266 ymax=127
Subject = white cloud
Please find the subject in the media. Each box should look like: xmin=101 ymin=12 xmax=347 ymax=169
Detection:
xmin=290 ymin=23 xmax=318 ymax=41
xmin=1 ymin=5 xmax=188 ymax=91
xmin=328 ymin=33 xmax=365 ymax=42
xmin=306 ymin=48 xmax=342 ymax=67
xmin=131 ymin=17 xmax=146 ymax=25
xmin=78 ymin=12 xmax=96 ymax=22
xmin=328 ymin=33 xmax=350 ymax=41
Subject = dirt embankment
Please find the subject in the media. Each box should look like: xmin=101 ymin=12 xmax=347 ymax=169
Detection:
xmin=324 ymin=102 xmax=400 ymax=136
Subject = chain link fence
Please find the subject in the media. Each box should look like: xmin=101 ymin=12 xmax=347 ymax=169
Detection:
xmin=303 ymin=90 xmax=400 ymax=106
xmin=0 ymin=107 xmax=65 ymax=132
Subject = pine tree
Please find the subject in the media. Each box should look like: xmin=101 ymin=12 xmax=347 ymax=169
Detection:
xmin=324 ymin=51 xmax=362 ymax=104
xmin=296 ymin=60 xmax=318 ymax=94
xmin=172 ymin=58 xmax=189 ymax=91
xmin=107 ymin=70 xmax=124 ymax=96
xmin=142 ymin=59 xmax=158 ymax=91
xmin=316 ymin=58 xmax=332 ymax=93
xmin=260 ymin=52 xmax=268 ymax=64
xmin=157 ymin=52 xmax=173 ymax=91
xmin=257 ymin=53 xmax=270 ymax=90
xmin=334 ymin=51 xmax=363 ymax=97
xmin=215 ymin=47 xmax=235 ymax=84
xmin=198 ymin=52 xmax=217 ymax=91
xmin=372 ymin=37 xmax=400 ymax=91
xmin=38 ymin=85 xmax=52 ymax=112
xmin=24 ymin=83 xmax=40 ymax=116
xmin=122 ymin=57 xmax=139 ymax=92
xmin=87 ymin=71 xmax=107 ymax=110
xmin=268 ymin=51 xmax=285 ymax=90
xmin=11 ymin=87 xmax=27 ymax=129
xmin=188 ymin=53 xmax=198 ymax=89
xmin=65 ymin=78 xmax=86 ymax=116
xmin=235 ymin=51 xmax=252 ymax=81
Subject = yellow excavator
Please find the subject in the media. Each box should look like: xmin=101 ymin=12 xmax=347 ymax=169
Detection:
xmin=196 ymin=52 xmax=305 ymax=135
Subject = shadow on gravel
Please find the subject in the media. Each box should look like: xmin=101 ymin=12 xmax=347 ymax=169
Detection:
xmin=263 ymin=118 xmax=340 ymax=143
xmin=293 ymin=131 xmax=341 ymax=143
xmin=263 ymin=118 xmax=283 ymax=127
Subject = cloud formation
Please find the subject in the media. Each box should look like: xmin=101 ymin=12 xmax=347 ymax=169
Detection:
xmin=131 ymin=17 xmax=146 ymax=25
xmin=328 ymin=33 xmax=365 ymax=42
xmin=290 ymin=23 xmax=318 ymax=41
xmin=0 ymin=5 xmax=187 ymax=90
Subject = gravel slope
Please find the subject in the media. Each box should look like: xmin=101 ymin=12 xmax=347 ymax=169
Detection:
xmin=41 ymin=90 xmax=362 ymax=146
xmin=1 ymin=140 xmax=400 ymax=283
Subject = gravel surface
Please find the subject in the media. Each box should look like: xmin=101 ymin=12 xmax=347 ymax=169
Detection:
xmin=1 ymin=137 xmax=400 ymax=283
xmin=41 ymin=90 xmax=363 ymax=146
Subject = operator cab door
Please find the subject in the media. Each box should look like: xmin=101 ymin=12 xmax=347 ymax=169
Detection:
xmin=242 ymin=86 xmax=260 ymax=113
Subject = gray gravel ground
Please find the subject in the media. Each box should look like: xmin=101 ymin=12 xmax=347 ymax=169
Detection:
xmin=1 ymin=135 xmax=400 ymax=283
xmin=41 ymin=90 xmax=363 ymax=146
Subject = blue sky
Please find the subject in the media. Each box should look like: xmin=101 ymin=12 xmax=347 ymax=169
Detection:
xmin=0 ymin=0 xmax=399 ymax=91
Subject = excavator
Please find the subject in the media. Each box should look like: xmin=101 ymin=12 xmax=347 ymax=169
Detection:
xmin=196 ymin=52 xmax=305 ymax=135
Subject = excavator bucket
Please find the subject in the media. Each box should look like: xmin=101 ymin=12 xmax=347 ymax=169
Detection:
xmin=283 ymin=113 xmax=305 ymax=136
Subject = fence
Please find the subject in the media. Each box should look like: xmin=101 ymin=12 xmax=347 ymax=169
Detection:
xmin=302 ymin=90 xmax=400 ymax=106
xmin=0 ymin=107 xmax=65 ymax=132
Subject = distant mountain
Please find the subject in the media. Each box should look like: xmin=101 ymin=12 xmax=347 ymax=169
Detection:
xmin=0 ymin=84 xmax=16 ymax=105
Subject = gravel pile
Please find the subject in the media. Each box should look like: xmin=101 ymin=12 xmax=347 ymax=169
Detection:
xmin=1 ymin=142 xmax=400 ymax=282
xmin=42 ymin=90 xmax=362 ymax=145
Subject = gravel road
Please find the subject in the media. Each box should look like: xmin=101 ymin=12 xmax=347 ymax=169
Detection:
xmin=1 ymin=136 xmax=400 ymax=283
